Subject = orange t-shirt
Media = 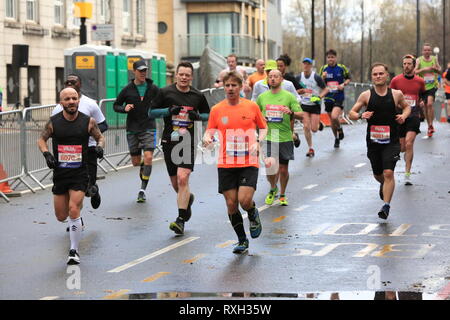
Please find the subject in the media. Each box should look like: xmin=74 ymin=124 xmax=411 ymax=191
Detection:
xmin=444 ymin=71 xmax=450 ymax=94
xmin=207 ymin=98 xmax=267 ymax=168
xmin=248 ymin=72 xmax=266 ymax=89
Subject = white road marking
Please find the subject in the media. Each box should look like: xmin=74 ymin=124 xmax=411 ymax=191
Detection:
xmin=354 ymin=163 xmax=367 ymax=168
xmin=303 ymin=184 xmax=319 ymax=190
xmin=40 ymin=296 xmax=59 ymax=300
xmin=312 ymin=195 xmax=328 ymax=202
xmin=107 ymin=237 xmax=200 ymax=273
xmin=294 ymin=205 xmax=310 ymax=212
xmin=331 ymin=187 xmax=347 ymax=193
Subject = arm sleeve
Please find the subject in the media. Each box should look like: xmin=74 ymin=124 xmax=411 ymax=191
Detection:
xmin=113 ymin=89 xmax=127 ymax=113
xmin=97 ymin=121 xmax=108 ymax=133
xmin=149 ymin=108 xmax=170 ymax=118
xmin=314 ymin=74 xmax=326 ymax=89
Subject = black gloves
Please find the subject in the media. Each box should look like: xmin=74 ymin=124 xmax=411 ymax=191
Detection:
xmin=95 ymin=146 xmax=104 ymax=159
xmin=188 ymin=110 xmax=201 ymax=121
xmin=169 ymin=105 xmax=183 ymax=115
xmin=42 ymin=152 xmax=57 ymax=169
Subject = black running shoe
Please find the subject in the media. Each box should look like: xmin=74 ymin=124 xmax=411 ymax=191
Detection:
xmin=379 ymin=182 xmax=384 ymax=201
xmin=378 ymin=204 xmax=390 ymax=220
xmin=318 ymin=122 xmax=324 ymax=131
xmin=233 ymin=238 xmax=249 ymax=254
xmin=67 ymin=249 xmax=80 ymax=265
xmin=169 ymin=218 xmax=185 ymax=235
xmin=137 ymin=191 xmax=146 ymax=203
xmin=185 ymin=193 xmax=195 ymax=222
xmin=337 ymin=127 xmax=344 ymax=140
xmin=334 ymin=138 xmax=340 ymax=148
xmin=293 ymin=133 xmax=301 ymax=148
xmin=91 ymin=185 xmax=101 ymax=209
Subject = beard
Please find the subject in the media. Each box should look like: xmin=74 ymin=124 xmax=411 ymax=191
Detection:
xmin=63 ymin=105 xmax=78 ymax=115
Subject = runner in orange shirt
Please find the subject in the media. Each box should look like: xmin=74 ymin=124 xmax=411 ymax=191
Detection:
xmin=247 ymin=59 xmax=266 ymax=90
xmin=203 ymin=71 xmax=267 ymax=254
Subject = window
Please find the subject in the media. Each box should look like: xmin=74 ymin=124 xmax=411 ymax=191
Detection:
xmin=123 ymin=0 xmax=131 ymax=34
xmin=6 ymin=65 xmax=19 ymax=107
xmin=71 ymin=0 xmax=80 ymax=27
xmin=26 ymin=0 xmax=38 ymax=22
xmin=54 ymin=0 xmax=65 ymax=25
xmin=100 ymin=0 xmax=111 ymax=23
xmin=136 ymin=0 xmax=145 ymax=35
xmin=6 ymin=0 xmax=18 ymax=19
xmin=28 ymin=66 xmax=41 ymax=104
xmin=55 ymin=67 xmax=64 ymax=103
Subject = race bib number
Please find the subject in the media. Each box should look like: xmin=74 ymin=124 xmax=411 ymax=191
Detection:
xmin=370 ymin=126 xmax=390 ymax=144
xmin=226 ymin=135 xmax=249 ymax=157
xmin=328 ymin=81 xmax=340 ymax=93
xmin=424 ymin=73 xmax=435 ymax=85
xmin=404 ymin=94 xmax=417 ymax=112
xmin=265 ymin=105 xmax=285 ymax=123
xmin=58 ymin=145 xmax=82 ymax=168
xmin=172 ymin=106 xmax=194 ymax=128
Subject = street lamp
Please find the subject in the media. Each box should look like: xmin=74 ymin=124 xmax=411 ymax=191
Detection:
xmin=74 ymin=2 xmax=93 ymax=45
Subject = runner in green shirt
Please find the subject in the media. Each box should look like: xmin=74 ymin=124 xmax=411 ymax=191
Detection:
xmin=414 ymin=43 xmax=442 ymax=137
xmin=256 ymin=69 xmax=303 ymax=206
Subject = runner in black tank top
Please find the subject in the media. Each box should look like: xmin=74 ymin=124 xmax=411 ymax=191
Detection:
xmin=349 ymin=63 xmax=411 ymax=220
xmin=37 ymin=88 xmax=105 ymax=266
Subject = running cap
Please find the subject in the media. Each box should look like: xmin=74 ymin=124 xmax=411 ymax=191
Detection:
xmin=133 ymin=59 xmax=148 ymax=71
xmin=302 ymin=58 xmax=313 ymax=64
xmin=264 ymin=60 xmax=277 ymax=71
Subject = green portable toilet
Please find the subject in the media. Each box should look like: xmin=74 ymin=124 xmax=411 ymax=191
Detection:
xmin=126 ymin=49 xmax=152 ymax=82
xmin=157 ymin=53 xmax=167 ymax=87
xmin=151 ymin=54 xmax=159 ymax=86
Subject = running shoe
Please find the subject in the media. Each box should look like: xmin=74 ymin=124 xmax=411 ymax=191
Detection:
xmin=378 ymin=204 xmax=390 ymax=220
xmin=66 ymin=217 xmax=85 ymax=232
xmin=306 ymin=148 xmax=315 ymax=157
xmin=232 ymin=238 xmax=249 ymax=254
xmin=248 ymin=208 xmax=262 ymax=239
xmin=67 ymin=249 xmax=80 ymax=265
xmin=279 ymin=195 xmax=288 ymax=206
xmin=404 ymin=172 xmax=413 ymax=186
xmin=427 ymin=126 xmax=433 ymax=137
xmin=265 ymin=186 xmax=278 ymax=205
xmin=137 ymin=191 xmax=146 ymax=203
xmin=379 ymin=182 xmax=384 ymax=201
xmin=337 ymin=127 xmax=344 ymax=140
xmin=185 ymin=193 xmax=195 ymax=222
xmin=447 ymin=117 xmax=450 ymax=123
xmin=318 ymin=122 xmax=324 ymax=131
xmin=91 ymin=185 xmax=101 ymax=209
xmin=169 ymin=218 xmax=185 ymax=235
xmin=293 ymin=133 xmax=301 ymax=148
xmin=334 ymin=138 xmax=340 ymax=148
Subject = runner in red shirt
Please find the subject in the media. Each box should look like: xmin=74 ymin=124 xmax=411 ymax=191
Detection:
xmin=203 ymin=71 xmax=267 ymax=254
xmin=390 ymin=55 xmax=426 ymax=186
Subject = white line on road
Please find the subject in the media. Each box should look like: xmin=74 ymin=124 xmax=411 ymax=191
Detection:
xmin=312 ymin=195 xmax=328 ymax=202
xmin=354 ymin=163 xmax=367 ymax=168
xmin=294 ymin=205 xmax=310 ymax=212
xmin=40 ymin=296 xmax=59 ymax=300
xmin=107 ymin=237 xmax=200 ymax=273
xmin=303 ymin=184 xmax=319 ymax=190
xmin=331 ymin=187 xmax=347 ymax=193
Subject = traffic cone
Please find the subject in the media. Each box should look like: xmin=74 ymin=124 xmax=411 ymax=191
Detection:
xmin=320 ymin=113 xmax=331 ymax=126
xmin=0 ymin=163 xmax=13 ymax=194
xmin=440 ymin=103 xmax=447 ymax=123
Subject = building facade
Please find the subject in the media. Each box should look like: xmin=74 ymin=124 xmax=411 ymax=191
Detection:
xmin=157 ymin=0 xmax=283 ymax=66
xmin=1 ymin=0 xmax=158 ymax=108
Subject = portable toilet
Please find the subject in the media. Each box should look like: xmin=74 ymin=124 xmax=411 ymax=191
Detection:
xmin=155 ymin=53 xmax=167 ymax=87
xmin=126 ymin=49 xmax=152 ymax=82
xmin=64 ymin=44 xmax=114 ymax=102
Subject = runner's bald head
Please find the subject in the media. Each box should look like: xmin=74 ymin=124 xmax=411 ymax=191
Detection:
xmin=60 ymin=87 xmax=78 ymax=100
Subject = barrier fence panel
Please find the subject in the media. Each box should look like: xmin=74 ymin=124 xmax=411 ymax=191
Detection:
xmin=0 ymin=110 xmax=25 ymax=202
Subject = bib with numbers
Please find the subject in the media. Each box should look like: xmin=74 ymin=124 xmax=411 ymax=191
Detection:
xmin=171 ymin=106 xmax=194 ymax=128
xmin=328 ymin=81 xmax=340 ymax=93
xmin=404 ymin=94 xmax=417 ymax=112
xmin=423 ymin=73 xmax=435 ymax=85
xmin=370 ymin=126 xmax=390 ymax=144
xmin=226 ymin=135 xmax=249 ymax=157
xmin=265 ymin=105 xmax=285 ymax=123
xmin=58 ymin=145 xmax=82 ymax=168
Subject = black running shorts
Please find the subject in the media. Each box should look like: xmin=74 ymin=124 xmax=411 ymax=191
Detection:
xmin=218 ymin=166 xmax=259 ymax=194
xmin=399 ymin=117 xmax=421 ymax=138
xmin=52 ymin=175 xmax=89 ymax=195
xmin=367 ymin=143 xmax=401 ymax=176
xmin=262 ymin=141 xmax=294 ymax=165
xmin=162 ymin=142 xmax=196 ymax=177
xmin=302 ymin=104 xmax=321 ymax=115
xmin=325 ymin=99 xmax=344 ymax=113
